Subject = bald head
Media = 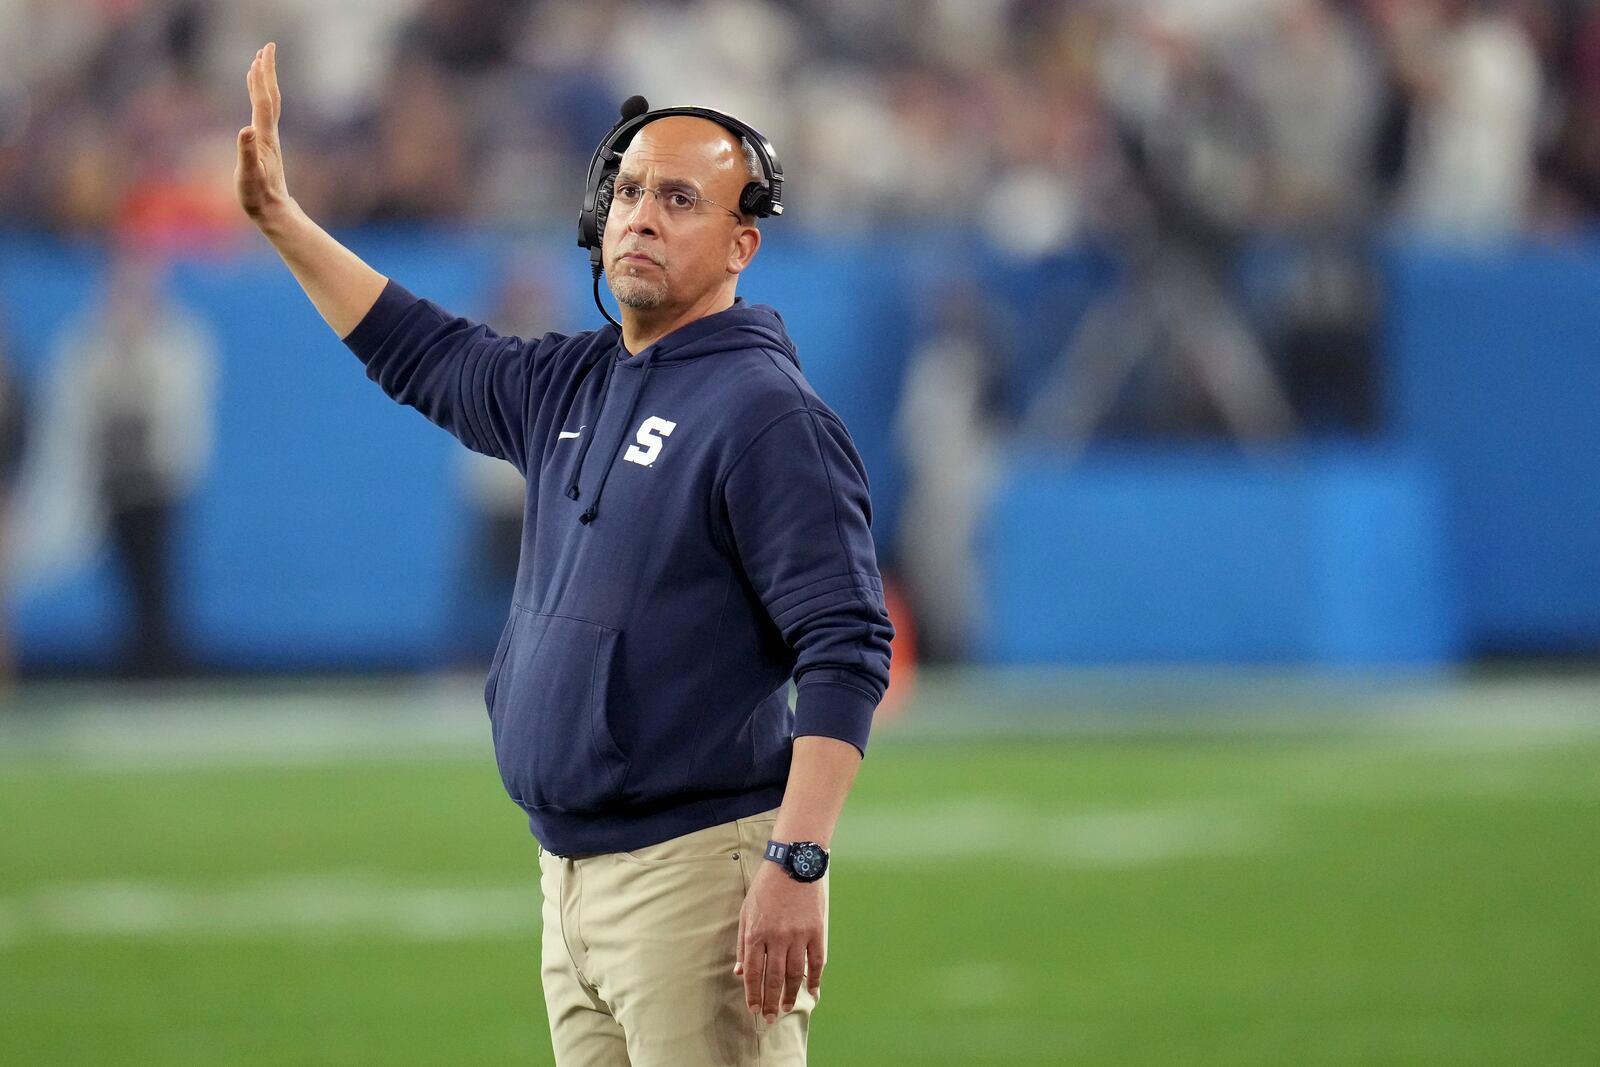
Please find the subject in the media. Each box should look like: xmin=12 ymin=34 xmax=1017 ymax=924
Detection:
xmin=619 ymin=116 xmax=760 ymax=221
xmin=602 ymin=113 xmax=764 ymax=339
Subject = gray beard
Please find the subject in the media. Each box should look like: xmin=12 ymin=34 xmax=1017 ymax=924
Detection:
xmin=608 ymin=267 xmax=667 ymax=310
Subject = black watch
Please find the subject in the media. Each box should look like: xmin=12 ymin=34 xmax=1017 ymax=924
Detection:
xmin=764 ymin=840 xmax=829 ymax=883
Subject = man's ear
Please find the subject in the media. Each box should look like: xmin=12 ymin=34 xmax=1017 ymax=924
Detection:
xmin=727 ymin=224 xmax=761 ymax=276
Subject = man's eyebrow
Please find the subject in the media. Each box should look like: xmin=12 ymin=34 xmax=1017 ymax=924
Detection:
xmin=615 ymin=171 xmax=702 ymax=191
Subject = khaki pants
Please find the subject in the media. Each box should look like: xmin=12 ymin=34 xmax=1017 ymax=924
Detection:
xmin=537 ymin=807 xmax=825 ymax=1066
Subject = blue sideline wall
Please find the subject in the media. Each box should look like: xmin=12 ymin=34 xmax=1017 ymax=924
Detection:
xmin=976 ymin=446 xmax=1460 ymax=666
xmin=1386 ymin=242 xmax=1600 ymax=655
xmin=2 ymin=232 xmax=1598 ymax=669
xmin=0 ymin=230 xmax=918 ymax=669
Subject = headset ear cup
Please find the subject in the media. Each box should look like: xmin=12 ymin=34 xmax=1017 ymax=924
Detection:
xmin=594 ymin=173 xmax=617 ymax=247
xmin=739 ymin=181 xmax=768 ymax=219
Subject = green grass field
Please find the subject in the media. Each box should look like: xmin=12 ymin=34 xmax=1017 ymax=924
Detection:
xmin=2 ymin=672 xmax=1597 ymax=1065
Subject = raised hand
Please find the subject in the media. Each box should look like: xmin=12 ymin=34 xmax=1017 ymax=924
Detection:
xmin=228 ymin=41 xmax=386 ymax=336
xmin=235 ymin=43 xmax=289 ymax=224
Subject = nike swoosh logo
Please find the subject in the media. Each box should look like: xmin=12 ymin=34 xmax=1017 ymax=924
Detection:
xmin=557 ymin=425 xmax=586 ymax=440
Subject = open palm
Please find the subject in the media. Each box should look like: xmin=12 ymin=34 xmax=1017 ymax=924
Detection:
xmin=235 ymin=43 xmax=289 ymax=222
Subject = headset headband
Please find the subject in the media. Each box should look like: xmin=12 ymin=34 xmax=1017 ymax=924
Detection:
xmin=576 ymin=97 xmax=785 ymax=270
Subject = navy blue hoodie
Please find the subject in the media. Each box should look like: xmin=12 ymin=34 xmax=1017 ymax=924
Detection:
xmin=343 ymin=281 xmax=893 ymax=856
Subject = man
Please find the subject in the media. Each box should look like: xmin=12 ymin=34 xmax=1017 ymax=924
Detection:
xmin=0 ymin=324 xmax=26 ymax=687
xmin=234 ymin=43 xmax=892 ymax=1067
xmin=50 ymin=250 xmax=217 ymax=677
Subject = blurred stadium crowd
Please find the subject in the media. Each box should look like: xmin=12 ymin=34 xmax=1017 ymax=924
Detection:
xmin=4 ymin=0 xmax=1600 ymax=677
xmin=0 ymin=0 xmax=1597 ymax=244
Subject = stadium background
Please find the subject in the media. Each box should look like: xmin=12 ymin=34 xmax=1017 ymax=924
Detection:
xmin=1 ymin=1 xmax=1597 ymax=1064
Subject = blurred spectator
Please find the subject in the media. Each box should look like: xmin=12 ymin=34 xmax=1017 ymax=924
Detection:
xmin=450 ymin=255 xmax=567 ymax=664
xmin=0 ymin=0 xmax=1577 ymax=466
xmin=1022 ymin=7 xmax=1300 ymax=447
xmin=358 ymin=60 xmax=471 ymax=222
xmin=1245 ymin=0 xmax=1386 ymax=231
xmin=0 ymin=325 xmax=27 ymax=688
xmin=395 ymin=0 xmax=534 ymax=76
xmin=1541 ymin=1 xmax=1600 ymax=224
xmin=42 ymin=250 xmax=217 ymax=676
xmin=0 ymin=0 xmax=1579 ymax=242
xmin=1382 ymin=0 xmax=1542 ymax=241
xmin=1241 ymin=0 xmax=1388 ymax=433
xmin=894 ymin=281 xmax=1010 ymax=662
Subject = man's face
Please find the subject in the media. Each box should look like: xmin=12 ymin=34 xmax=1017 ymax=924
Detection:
xmin=603 ymin=116 xmax=759 ymax=313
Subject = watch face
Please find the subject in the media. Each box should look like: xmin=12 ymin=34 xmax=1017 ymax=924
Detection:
xmin=790 ymin=844 xmax=827 ymax=881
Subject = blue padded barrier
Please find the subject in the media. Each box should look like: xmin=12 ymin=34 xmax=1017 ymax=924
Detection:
xmin=975 ymin=446 xmax=1461 ymax=666
xmin=1385 ymin=241 xmax=1600 ymax=654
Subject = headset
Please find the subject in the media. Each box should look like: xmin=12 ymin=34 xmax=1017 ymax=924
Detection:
xmin=577 ymin=95 xmax=785 ymax=327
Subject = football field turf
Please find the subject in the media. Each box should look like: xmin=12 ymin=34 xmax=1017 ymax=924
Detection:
xmin=2 ymin=672 xmax=1597 ymax=1065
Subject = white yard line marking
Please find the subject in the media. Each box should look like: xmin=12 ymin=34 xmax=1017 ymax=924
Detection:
xmin=0 ymin=684 xmax=488 ymax=772
xmin=0 ymin=800 xmax=1267 ymax=946
xmin=839 ymin=799 xmax=1269 ymax=868
xmin=0 ymin=875 xmax=538 ymax=946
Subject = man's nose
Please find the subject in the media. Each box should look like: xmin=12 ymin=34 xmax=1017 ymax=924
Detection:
xmin=624 ymin=188 xmax=664 ymax=235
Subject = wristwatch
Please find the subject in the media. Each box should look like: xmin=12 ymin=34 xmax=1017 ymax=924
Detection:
xmin=764 ymin=840 xmax=829 ymax=883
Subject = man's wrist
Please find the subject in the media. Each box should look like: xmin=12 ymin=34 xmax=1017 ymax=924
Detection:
xmin=764 ymin=839 xmax=829 ymax=882
xmin=254 ymin=196 xmax=306 ymax=241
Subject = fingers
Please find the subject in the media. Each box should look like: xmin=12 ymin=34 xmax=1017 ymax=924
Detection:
xmin=247 ymin=51 xmax=267 ymax=132
xmin=780 ymin=946 xmax=806 ymax=1015
xmin=265 ymin=41 xmax=281 ymax=112
xmin=740 ymin=932 xmax=825 ymax=1016
xmin=246 ymin=44 xmax=279 ymax=138
xmin=238 ymin=44 xmax=288 ymax=219
xmin=742 ymin=940 xmax=820 ymax=1021
xmin=741 ymin=929 xmax=761 ymax=1012
xmin=760 ymin=945 xmax=786 ymax=1022
xmin=733 ymin=906 xmax=747 ymax=977
xmin=805 ymin=934 xmax=825 ymax=998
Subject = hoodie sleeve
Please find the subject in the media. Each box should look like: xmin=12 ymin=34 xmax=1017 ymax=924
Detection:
xmin=342 ymin=280 xmax=549 ymax=473
xmin=721 ymin=406 xmax=894 ymax=756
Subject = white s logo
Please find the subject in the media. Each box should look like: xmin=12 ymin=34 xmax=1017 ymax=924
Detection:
xmin=624 ymin=416 xmax=677 ymax=466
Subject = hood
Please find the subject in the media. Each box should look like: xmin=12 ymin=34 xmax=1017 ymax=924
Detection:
xmin=567 ymin=299 xmax=798 ymax=525
xmin=637 ymin=299 xmax=800 ymax=369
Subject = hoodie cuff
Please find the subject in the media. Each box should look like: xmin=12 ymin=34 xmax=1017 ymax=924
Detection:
xmin=341 ymin=279 xmax=421 ymax=361
xmin=793 ymin=679 xmax=879 ymax=758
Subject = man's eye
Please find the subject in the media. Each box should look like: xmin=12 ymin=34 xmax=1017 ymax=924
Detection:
xmin=615 ymin=183 xmax=642 ymax=201
xmin=668 ymin=192 xmax=696 ymax=210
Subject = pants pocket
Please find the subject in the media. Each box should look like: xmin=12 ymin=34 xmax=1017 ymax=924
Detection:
xmin=735 ymin=810 xmax=781 ymax=890
xmin=618 ymin=820 xmax=743 ymax=866
xmin=489 ymin=610 xmax=629 ymax=814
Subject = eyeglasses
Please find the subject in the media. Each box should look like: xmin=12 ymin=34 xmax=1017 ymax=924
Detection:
xmin=611 ymin=180 xmax=742 ymax=222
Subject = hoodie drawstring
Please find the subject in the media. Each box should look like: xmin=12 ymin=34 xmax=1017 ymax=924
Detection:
xmin=563 ymin=304 xmax=788 ymax=525
xmin=580 ymin=352 xmax=654 ymax=525
xmin=565 ymin=351 xmax=616 ymax=503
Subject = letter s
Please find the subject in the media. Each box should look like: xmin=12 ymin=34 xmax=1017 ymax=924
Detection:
xmin=624 ymin=416 xmax=677 ymax=466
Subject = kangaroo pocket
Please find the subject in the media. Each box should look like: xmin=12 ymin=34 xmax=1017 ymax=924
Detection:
xmin=487 ymin=609 xmax=630 ymax=814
